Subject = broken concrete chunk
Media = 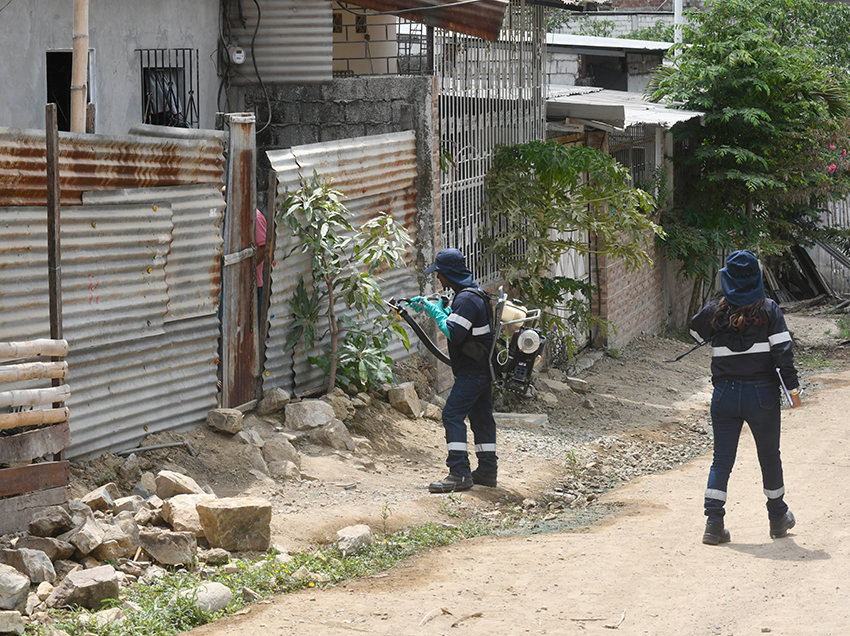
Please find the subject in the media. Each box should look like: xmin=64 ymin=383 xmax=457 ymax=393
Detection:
xmin=80 ymin=483 xmax=120 ymax=512
xmin=0 ymin=565 xmax=29 ymax=612
xmin=196 ymin=497 xmax=271 ymax=552
xmin=387 ymin=382 xmax=422 ymax=417
xmin=138 ymin=529 xmax=197 ymax=567
xmin=336 ymin=524 xmax=374 ymax=555
xmin=46 ymin=565 xmax=119 ymax=610
xmin=257 ymin=387 xmax=291 ymax=416
xmin=284 ymin=400 xmax=335 ymax=431
xmin=206 ymin=408 xmax=243 ymax=434
xmin=28 ymin=507 xmax=75 ymax=538
xmin=155 ymin=470 xmax=205 ymax=499
xmin=0 ymin=549 xmax=55 ymax=584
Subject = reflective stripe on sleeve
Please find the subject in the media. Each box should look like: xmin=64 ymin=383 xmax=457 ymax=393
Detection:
xmin=712 ymin=342 xmax=770 ymax=357
xmin=447 ymin=313 xmax=472 ymax=330
xmin=474 ymin=443 xmax=497 ymax=453
xmin=472 ymin=324 xmax=491 ymax=335
xmin=768 ymin=331 xmax=792 ymax=346
xmin=447 ymin=442 xmax=468 ymax=452
xmin=764 ymin=486 xmax=785 ymax=499
xmin=705 ymin=488 xmax=727 ymax=502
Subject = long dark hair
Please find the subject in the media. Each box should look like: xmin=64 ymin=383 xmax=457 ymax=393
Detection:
xmin=710 ymin=295 xmax=767 ymax=332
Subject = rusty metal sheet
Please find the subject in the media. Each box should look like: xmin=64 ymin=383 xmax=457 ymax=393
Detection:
xmin=0 ymin=204 xmax=172 ymax=349
xmin=345 ymin=0 xmax=509 ymax=41
xmin=81 ymin=185 xmax=225 ymax=321
xmin=264 ymin=131 xmax=419 ymax=394
xmin=0 ymin=127 xmax=224 ymax=208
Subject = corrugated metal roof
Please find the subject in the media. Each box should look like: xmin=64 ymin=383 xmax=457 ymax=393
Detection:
xmin=264 ymin=131 xmax=419 ymax=394
xmin=547 ymin=88 xmax=703 ymax=129
xmin=0 ymin=127 xmax=224 ymax=207
xmin=226 ymin=0 xmax=333 ymax=85
xmin=546 ymin=33 xmax=672 ymax=55
xmin=345 ymin=0 xmax=509 ymax=42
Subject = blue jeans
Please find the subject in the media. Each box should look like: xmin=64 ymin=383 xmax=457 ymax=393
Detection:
xmin=442 ymin=374 xmax=497 ymax=478
xmin=705 ymin=380 xmax=788 ymax=525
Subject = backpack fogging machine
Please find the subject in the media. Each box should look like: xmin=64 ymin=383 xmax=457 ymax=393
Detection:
xmin=387 ymin=287 xmax=546 ymax=397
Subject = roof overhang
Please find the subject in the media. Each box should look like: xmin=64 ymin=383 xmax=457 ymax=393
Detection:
xmin=546 ymin=33 xmax=672 ymax=57
xmin=342 ymin=0 xmax=612 ymax=41
xmin=547 ymin=87 xmax=703 ymax=131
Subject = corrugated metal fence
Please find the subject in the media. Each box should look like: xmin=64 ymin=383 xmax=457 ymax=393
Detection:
xmin=811 ymin=196 xmax=850 ymax=296
xmin=264 ymin=130 xmax=419 ymax=394
xmin=0 ymin=128 xmax=225 ymax=459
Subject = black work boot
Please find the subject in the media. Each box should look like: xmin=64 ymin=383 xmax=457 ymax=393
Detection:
xmin=471 ymin=469 xmax=497 ymax=488
xmin=429 ymin=474 xmax=473 ymax=493
xmin=769 ymin=510 xmax=796 ymax=538
xmin=702 ymin=522 xmax=731 ymax=545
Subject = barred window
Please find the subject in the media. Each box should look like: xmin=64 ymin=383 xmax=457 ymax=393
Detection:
xmin=137 ymin=48 xmax=199 ymax=128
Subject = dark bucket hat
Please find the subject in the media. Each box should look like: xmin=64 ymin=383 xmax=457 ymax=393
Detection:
xmin=424 ymin=248 xmax=475 ymax=288
xmin=721 ymin=250 xmax=765 ymax=307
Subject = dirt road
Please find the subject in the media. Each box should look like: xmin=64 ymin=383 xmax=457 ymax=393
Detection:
xmin=187 ymin=365 xmax=850 ymax=635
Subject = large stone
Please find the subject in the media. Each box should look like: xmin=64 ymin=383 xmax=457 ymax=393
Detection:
xmin=155 ymin=470 xmax=205 ymax=499
xmin=14 ymin=537 xmax=74 ymax=562
xmin=64 ymin=518 xmax=104 ymax=556
xmin=112 ymin=495 xmax=145 ymax=515
xmin=310 ymin=419 xmax=355 ymax=451
xmin=240 ymin=445 xmax=269 ymax=475
xmin=206 ymin=408 xmax=243 ymax=435
xmin=266 ymin=460 xmax=300 ymax=481
xmin=91 ymin=519 xmax=134 ymax=562
xmin=45 ymin=565 xmax=119 ymax=610
xmin=0 ymin=549 xmax=55 ymax=584
xmin=256 ymin=387 xmax=291 ymax=416
xmin=162 ymin=494 xmax=217 ymax=538
xmin=175 ymin=581 xmax=233 ymax=613
xmin=0 ymin=610 xmax=24 ymax=634
xmin=336 ymin=524 xmax=374 ymax=555
xmin=321 ymin=390 xmax=354 ymax=421
xmin=423 ymin=403 xmax=442 ymax=421
xmin=0 ymin=565 xmax=29 ymax=612
xmin=64 ymin=500 xmax=94 ymax=527
xmin=566 ymin=376 xmax=591 ymax=394
xmin=284 ymin=400 xmax=335 ymax=431
xmin=28 ymin=507 xmax=74 ymax=538
xmin=80 ymin=483 xmax=119 ymax=512
xmin=138 ymin=529 xmax=197 ymax=566
xmin=261 ymin=438 xmax=300 ymax=468
xmin=196 ymin=498 xmax=271 ymax=552
xmin=387 ymin=382 xmax=422 ymax=417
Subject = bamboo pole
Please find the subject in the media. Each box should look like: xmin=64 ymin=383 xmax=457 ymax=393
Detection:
xmin=0 ymin=362 xmax=68 ymax=384
xmin=0 ymin=340 xmax=69 ymax=360
xmin=0 ymin=385 xmax=71 ymax=409
xmin=70 ymin=0 xmax=89 ymax=133
xmin=0 ymin=408 xmax=70 ymax=431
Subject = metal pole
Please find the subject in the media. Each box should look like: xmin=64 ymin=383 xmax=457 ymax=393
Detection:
xmin=674 ymin=0 xmax=683 ymax=47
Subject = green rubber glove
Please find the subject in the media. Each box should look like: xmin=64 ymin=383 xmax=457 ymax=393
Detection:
xmin=423 ymin=300 xmax=450 ymax=339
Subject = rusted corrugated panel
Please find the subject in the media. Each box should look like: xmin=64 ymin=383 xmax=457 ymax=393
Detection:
xmin=65 ymin=315 xmax=219 ymax=459
xmin=0 ymin=127 xmax=224 ymax=208
xmin=81 ymin=185 xmax=225 ymax=321
xmin=345 ymin=0 xmax=509 ymax=41
xmin=227 ymin=0 xmax=332 ymax=85
xmin=0 ymin=204 xmax=172 ymax=349
xmin=263 ymin=131 xmax=419 ymax=394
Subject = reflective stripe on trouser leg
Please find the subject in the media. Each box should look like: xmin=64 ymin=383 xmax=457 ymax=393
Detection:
xmin=704 ymin=488 xmax=727 ymax=525
xmin=469 ymin=378 xmax=497 ymax=477
xmin=442 ymin=374 xmax=491 ymax=478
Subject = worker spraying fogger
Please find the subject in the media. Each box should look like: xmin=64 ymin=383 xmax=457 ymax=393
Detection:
xmin=388 ymin=248 xmax=545 ymax=493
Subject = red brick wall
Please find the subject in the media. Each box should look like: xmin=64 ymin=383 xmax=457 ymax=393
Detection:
xmin=591 ymin=236 xmax=694 ymax=349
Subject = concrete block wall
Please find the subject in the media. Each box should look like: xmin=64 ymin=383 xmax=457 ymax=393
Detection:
xmin=547 ymin=52 xmax=581 ymax=86
xmin=554 ymin=12 xmax=673 ymax=38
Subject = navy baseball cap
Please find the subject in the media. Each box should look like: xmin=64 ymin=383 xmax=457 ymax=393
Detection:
xmin=424 ymin=248 xmax=475 ymax=288
xmin=721 ymin=250 xmax=765 ymax=307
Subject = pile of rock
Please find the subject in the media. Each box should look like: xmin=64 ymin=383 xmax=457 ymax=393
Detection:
xmin=0 ymin=469 xmax=271 ymax=633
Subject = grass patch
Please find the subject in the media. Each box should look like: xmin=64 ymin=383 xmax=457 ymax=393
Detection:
xmin=838 ymin=316 xmax=850 ymax=340
xmin=35 ymin=519 xmax=495 ymax=636
xmin=797 ymin=352 xmax=830 ymax=370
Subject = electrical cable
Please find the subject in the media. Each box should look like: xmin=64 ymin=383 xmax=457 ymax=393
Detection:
xmin=336 ymin=0 xmax=490 ymax=18
xmin=250 ymin=0 xmax=273 ymax=135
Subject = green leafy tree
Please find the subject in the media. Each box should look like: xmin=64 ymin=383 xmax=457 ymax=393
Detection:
xmin=278 ymin=176 xmax=412 ymax=391
xmin=482 ymin=140 xmax=663 ymax=354
xmin=647 ymin=0 xmax=850 ymax=299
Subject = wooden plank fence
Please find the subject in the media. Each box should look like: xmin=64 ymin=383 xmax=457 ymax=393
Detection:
xmin=0 ymin=339 xmax=71 ymax=534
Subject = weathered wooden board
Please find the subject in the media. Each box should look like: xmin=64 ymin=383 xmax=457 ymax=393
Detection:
xmin=0 ymin=486 xmax=69 ymax=536
xmin=0 ymin=421 xmax=71 ymax=464
xmin=0 ymin=461 xmax=70 ymax=498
